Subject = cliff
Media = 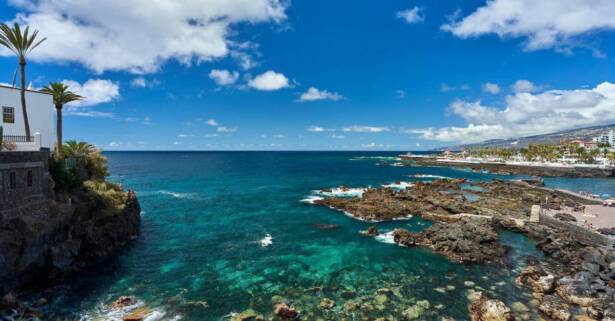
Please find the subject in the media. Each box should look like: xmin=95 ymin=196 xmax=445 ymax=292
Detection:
xmin=0 ymin=189 xmax=141 ymax=293
xmin=0 ymin=150 xmax=141 ymax=294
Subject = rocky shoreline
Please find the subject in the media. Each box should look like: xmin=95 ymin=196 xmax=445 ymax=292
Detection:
xmin=399 ymin=156 xmax=615 ymax=178
xmin=0 ymin=188 xmax=141 ymax=319
xmin=310 ymin=179 xmax=615 ymax=320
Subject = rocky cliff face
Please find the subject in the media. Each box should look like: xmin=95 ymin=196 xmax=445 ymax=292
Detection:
xmin=0 ymin=190 xmax=141 ymax=293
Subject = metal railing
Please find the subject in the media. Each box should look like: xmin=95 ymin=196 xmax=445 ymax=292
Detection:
xmin=64 ymin=157 xmax=78 ymax=169
xmin=3 ymin=135 xmax=35 ymax=143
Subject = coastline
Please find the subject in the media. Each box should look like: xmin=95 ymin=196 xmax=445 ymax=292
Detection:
xmin=400 ymin=155 xmax=615 ymax=178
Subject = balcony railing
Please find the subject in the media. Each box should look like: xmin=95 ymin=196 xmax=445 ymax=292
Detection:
xmin=3 ymin=135 xmax=36 ymax=143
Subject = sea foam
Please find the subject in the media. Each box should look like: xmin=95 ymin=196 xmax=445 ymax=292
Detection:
xmin=259 ymin=234 xmax=273 ymax=247
xmin=375 ymin=231 xmax=396 ymax=244
xmin=382 ymin=181 xmax=414 ymax=190
xmin=316 ymin=187 xmax=366 ymax=198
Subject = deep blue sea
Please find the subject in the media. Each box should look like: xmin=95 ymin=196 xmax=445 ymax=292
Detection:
xmin=38 ymin=151 xmax=615 ymax=320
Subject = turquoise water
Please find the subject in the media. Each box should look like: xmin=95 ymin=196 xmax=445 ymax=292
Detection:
xmin=38 ymin=152 xmax=614 ymax=320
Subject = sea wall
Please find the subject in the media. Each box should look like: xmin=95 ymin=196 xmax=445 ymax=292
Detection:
xmin=538 ymin=212 xmax=613 ymax=247
xmin=402 ymin=156 xmax=615 ymax=178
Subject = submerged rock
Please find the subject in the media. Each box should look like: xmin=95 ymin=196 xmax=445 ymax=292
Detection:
xmin=231 ymin=309 xmax=264 ymax=321
xmin=319 ymin=298 xmax=335 ymax=310
xmin=468 ymin=292 xmax=513 ymax=321
xmin=273 ymin=303 xmax=298 ymax=320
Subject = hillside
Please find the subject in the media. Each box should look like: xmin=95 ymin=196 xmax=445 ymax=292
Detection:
xmin=437 ymin=124 xmax=615 ymax=151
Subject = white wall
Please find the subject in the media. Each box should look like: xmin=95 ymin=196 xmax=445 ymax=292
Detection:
xmin=0 ymin=85 xmax=55 ymax=150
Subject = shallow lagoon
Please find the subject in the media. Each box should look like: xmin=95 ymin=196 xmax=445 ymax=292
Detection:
xmin=37 ymin=152 xmax=614 ymax=320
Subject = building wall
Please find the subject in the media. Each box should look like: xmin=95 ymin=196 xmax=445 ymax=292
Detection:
xmin=0 ymin=85 xmax=54 ymax=149
xmin=0 ymin=149 xmax=50 ymax=219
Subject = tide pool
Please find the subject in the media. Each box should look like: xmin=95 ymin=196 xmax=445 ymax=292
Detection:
xmin=37 ymin=152 xmax=614 ymax=320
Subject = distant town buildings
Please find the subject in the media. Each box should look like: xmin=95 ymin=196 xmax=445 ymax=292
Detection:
xmin=593 ymin=129 xmax=615 ymax=147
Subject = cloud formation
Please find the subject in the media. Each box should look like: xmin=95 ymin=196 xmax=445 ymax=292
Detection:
xmin=412 ymin=82 xmax=615 ymax=143
xmin=209 ymin=69 xmax=240 ymax=86
xmin=342 ymin=126 xmax=389 ymax=133
xmin=298 ymin=87 xmax=343 ymax=102
xmin=63 ymin=79 xmax=120 ymax=107
xmin=441 ymin=0 xmax=615 ymax=52
xmin=248 ymin=70 xmax=290 ymax=91
xmin=2 ymin=0 xmax=287 ymax=73
xmin=396 ymin=7 xmax=424 ymax=24
xmin=482 ymin=82 xmax=500 ymax=94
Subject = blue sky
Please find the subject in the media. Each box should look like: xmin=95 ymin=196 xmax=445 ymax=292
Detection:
xmin=1 ymin=0 xmax=615 ymax=150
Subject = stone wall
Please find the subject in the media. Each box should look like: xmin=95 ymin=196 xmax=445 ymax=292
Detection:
xmin=539 ymin=212 xmax=613 ymax=247
xmin=0 ymin=149 xmax=50 ymax=219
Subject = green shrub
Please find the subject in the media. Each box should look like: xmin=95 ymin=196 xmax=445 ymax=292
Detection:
xmin=83 ymin=180 xmax=127 ymax=215
xmin=49 ymin=157 xmax=82 ymax=193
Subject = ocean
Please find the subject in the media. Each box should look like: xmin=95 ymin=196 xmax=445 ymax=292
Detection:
xmin=37 ymin=151 xmax=615 ymax=320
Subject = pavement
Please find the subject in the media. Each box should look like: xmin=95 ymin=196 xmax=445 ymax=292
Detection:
xmin=545 ymin=205 xmax=615 ymax=230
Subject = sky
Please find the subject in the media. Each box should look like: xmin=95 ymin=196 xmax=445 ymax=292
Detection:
xmin=1 ymin=0 xmax=615 ymax=151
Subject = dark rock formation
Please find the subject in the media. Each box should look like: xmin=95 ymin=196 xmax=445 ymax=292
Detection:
xmin=392 ymin=217 xmax=508 ymax=264
xmin=0 ymin=189 xmax=141 ymax=293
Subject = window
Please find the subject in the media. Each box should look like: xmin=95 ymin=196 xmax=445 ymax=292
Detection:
xmin=27 ymin=170 xmax=33 ymax=187
xmin=9 ymin=171 xmax=16 ymax=189
xmin=3 ymin=107 xmax=14 ymax=124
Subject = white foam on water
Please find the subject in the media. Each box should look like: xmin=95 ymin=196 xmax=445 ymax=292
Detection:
xmin=300 ymin=195 xmax=324 ymax=204
xmin=393 ymin=214 xmax=414 ymax=221
xmin=78 ymin=300 xmax=174 ymax=321
xmin=390 ymin=162 xmax=405 ymax=167
xmin=382 ymin=181 xmax=414 ymax=190
xmin=259 ymin=234 xmax=273 ymax=247
xmin=158 ymin=190 xmax=196 ymax=199
xmin=317 ymin=187 xmax=366 ymax=198
xmin=375 ymin=231 xmax=396 ymax=244
xmin=411 ymin=174 xmax=451 ymax=179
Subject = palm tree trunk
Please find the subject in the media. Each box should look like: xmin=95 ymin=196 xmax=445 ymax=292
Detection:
xmin=56 ymin=104 xmax=63 ymax=158
xmin=19 ymin=59 xmax=32 ymax=142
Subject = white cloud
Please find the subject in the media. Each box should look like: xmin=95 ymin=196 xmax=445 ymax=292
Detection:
xmin=298 ymin=87 xmax=343 ymax=102
xmin=512 ymin=79 xmax=537 ymax=93
xmin=130 ymin=77 xmax=160 ymax=88
xmin=209 ymin=69 xmax=239 ymax=86
xmin=217 ymin=126 xmax=238 ymax=133
xmin=307 ymin=126 xmax=325 ymax=132
xmin=272 ymin=134 xmax=285 ymax=138
xmin=248 ymin=70 xmax=289 ymax=91
xmin=66 ymin=111 xmax=114 ymax=118
xmin=342 ymin=126 xmax=390 ymax=133
xmin=396 ymin=7 xmax=424 ymax=24
xmin=482 ymin=82 xmax=500 ymax=94
xmin=62 ymin=79 xmax=120 ymax=107
xmin=412 ymin=81 xmax=615 ymax=143
xmin=2 ymin=0 xmax=287 ymax=73
xmin=331 ymin=135 xmax=345 ymax=139
xmin=441 ymin=0 xmax=615 ymax=52
xmin=177 ymin=134 xmax=195 ymax=138
xmin=440 ymin=83 xmax=469 ymax=93
xmin=206 ymin=119 xmax=219 ymax=126
xmin=205 ymin=133 xmax=219 ymax=137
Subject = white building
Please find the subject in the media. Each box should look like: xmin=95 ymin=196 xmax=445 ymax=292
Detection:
xmin=0 ymin=84 xmax=54 ymax=151
xmin=593 ymin=129 xmax=615 ymax=146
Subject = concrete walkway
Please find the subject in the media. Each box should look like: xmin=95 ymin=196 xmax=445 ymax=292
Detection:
xmin=543 ymin=205 xmax=615 ymax=230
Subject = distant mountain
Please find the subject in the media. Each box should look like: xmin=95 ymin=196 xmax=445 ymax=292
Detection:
xmin=436 ymin=124 xmax=615 ymax=151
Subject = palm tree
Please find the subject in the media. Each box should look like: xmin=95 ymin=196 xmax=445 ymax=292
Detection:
xmin=62 ymin=140 xmax=96 ymax=158
xmin=0 ymin=23 xmax=46 ymax=142
xmin=41 ymin=82 xmax=83 ymax=158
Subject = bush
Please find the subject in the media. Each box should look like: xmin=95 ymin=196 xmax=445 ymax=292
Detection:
xmin=49 ymin=157 xmax=82 ymax=193
xmin=83 ymin=180 xmax=127 ymax=215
